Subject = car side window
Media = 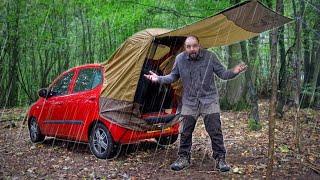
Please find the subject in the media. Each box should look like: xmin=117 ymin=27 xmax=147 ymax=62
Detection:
xmin=50 ymin=71 xmax=74 ymax=96
xmin=73 ymin=68 xmax=102 ymax=93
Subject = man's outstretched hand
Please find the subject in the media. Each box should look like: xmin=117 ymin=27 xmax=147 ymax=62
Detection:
xmin=144 ymin=71 xmax=159 ymax=82
xmin=233 ymin=63 xmax=247 ymax=74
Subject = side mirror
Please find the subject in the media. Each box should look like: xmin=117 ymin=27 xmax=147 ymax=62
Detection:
xmin=38 ymin=88 xmax=48 ymax=98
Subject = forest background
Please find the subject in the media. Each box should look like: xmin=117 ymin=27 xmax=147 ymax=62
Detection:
xmin=0 ymin=0 xmax=319 ymax=179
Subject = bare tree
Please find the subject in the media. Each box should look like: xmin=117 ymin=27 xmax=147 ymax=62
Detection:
xmin=267 ymin=0 xmax=282 ymax=178
xmin=292 ymin=0 xmax=305 ymax=153
xmin=240 ymin=41 xmax=260 ymax=123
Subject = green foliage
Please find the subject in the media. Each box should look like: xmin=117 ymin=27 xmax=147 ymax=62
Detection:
xmin=248 ymin=118 xmax=262 ymax=131
xmin=302 ymin=83 xmax=320 ymax=96
xmin=234 ymin=100 xmax=251 ymax=111
xmin=0 ymin=0 xmax=235 ymax=107
xmin=220 ymin=97 xmax=230 ymax=110
xmin=220 ymin=97 xmax=250 ymax=111
xmin=0 ymin=0 xmax=318 ymax=109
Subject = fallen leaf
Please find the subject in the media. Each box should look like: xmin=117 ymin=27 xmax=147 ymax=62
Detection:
xmin=278 ymin=145 xmax=290 ymax=153
xmin=232 ymin=167 xmax=243 ymax=174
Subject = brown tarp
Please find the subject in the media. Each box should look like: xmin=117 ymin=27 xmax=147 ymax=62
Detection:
xmin=99 ymin=0 xmax=292 ymax=131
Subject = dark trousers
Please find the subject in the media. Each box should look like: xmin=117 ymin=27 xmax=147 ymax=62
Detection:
xmin=178 ymin=113 xmax=226 ymax=159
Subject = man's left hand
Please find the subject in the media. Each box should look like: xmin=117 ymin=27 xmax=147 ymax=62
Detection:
xmin=233 ymin=63 xmax=247 ymax=74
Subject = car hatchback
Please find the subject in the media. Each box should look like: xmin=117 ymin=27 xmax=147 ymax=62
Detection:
xmin=27 ymin=64 xmax=179 ymax=159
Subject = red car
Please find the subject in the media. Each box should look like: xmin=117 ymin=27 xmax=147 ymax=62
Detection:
xmin=27 ymin=63 xmax=180 ymax=159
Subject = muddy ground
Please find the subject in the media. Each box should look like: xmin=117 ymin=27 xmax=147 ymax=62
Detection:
xmin=0 ymin=102 xmax=319 ymax=179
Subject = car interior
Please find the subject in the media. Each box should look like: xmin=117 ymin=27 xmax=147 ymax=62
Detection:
xmin=134 ymin=37 xmax=186 ymax=124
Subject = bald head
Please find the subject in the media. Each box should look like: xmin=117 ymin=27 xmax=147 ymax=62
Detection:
xmin=185 ymin=35 xmax=199 ymax=44
xmin=184 ymin=35 xmax=200 ymax=60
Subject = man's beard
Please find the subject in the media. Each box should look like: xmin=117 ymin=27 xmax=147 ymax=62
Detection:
xmin=189 ymin=52 xmax=199 ymax=60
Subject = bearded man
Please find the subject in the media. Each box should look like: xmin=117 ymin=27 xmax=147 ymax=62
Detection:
xmin=144 ymin=36 xmax=247 ymax=171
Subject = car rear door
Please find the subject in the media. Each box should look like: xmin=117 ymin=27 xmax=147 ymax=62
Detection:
xmin=63 ymin=67 xmax=103 ymax=140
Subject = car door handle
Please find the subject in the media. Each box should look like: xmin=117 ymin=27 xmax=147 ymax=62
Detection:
xmin=86 ymin=96 xmax=96 ymax=102
xmin=53 ymin=102 xmax=63 ymax=105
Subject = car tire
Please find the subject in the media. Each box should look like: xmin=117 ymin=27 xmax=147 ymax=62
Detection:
xmin=89 ymin=122 xmax=115 ymax=159
xmin=156 ymin=134 xmax=179 ymax=146
xmin=28 ymin=117 xmax=45 ymax=143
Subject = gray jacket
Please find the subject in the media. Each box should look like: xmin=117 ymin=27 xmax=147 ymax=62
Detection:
xmin=158 ymin=49 xmax=238 ymax=112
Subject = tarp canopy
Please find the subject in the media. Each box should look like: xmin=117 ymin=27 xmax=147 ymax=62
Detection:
xmin=157 ymin=0 xmax=291 ymax=47
xmin=99 ymin=0 xmax=292 ymax=131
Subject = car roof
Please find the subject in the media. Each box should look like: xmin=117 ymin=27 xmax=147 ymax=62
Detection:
xmin=65 ymin=64 xmax=103 ymax=73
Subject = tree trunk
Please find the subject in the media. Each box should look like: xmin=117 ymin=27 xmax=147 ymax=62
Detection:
xmin=314 ymin=72 xmax=320 ymax=109
xmin=240 ymin=41 xmax=260 ymax=122
xmin=300 ymin=6 xmax=313 ymax=108
xmin=225 ymin=0 xmax=247 ymax=110
xmin=292 ymin=0 xmax=305 ymax=154
xmin=101 ymin=21 xmax=108 ymax=60
xmin=106 ymin=19 xmax=113 ymax=55
xmin=248 ymin=37 xmax=260 ymax=84
xmin=267 ymin=0 xmax=281 ymax=178
xmin=225 ymin=43 xmax=247 ymax=109
xmin=62 ymin=3 xmax=70 ymax=71
xmin=0 ymin=8 xmax=8 ymax=107
xmin=266 ymin=28 xmax=278 ymax=180
xmin=6 ymin=0 xmax=21 ymax=107
xmin=309 ymin=1 xmax=320 ymax=108
xmin=87 ymin=19 xmax=94 ymax=63
xmin=276 ymin=1 xmax=288 ymax=118
xmin=310 ymin=45 xmax=320 ymax=107
xmin=80 ymin=7 xmax=87 ymax=64
xmin=302 ymin=26 xmax=311 ymax=86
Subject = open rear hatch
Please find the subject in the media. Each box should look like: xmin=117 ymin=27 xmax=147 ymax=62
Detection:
xmin=134 ymin=39 xmax=185 ymax=126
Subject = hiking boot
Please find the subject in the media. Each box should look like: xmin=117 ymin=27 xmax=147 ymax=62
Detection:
xmin=215 ymin=156 xmax=230 ymax=172
xmin=170 ymin=156 xmax=190 ymax=171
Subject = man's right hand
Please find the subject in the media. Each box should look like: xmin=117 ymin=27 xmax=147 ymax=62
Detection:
xmin=144 ymin=71 xmax=159 ymax=83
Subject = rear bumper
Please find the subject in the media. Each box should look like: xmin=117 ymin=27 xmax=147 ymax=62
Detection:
xmin=100 ymin=117 xmax=180 ymax=144
xmin=117 ymin=123 xmax=180 ymax=144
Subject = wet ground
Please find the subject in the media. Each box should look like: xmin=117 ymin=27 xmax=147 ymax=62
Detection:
xmin=0 ymin=103 xmax=319 ymax=179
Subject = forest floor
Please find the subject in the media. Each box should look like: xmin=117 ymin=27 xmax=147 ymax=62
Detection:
xmin=0 ymin=100 xmax=319 ymax=179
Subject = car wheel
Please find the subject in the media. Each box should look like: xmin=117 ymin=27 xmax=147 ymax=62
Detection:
xmin=28 ymin=117 xmax=45 ymax=142
xmin=156 ymin=134 xmax=179 ymax=146
xmin=89 ymin=122 xmax=115 ymax=159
